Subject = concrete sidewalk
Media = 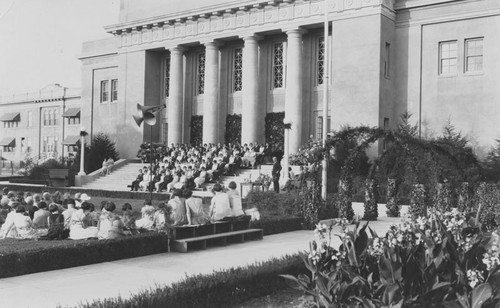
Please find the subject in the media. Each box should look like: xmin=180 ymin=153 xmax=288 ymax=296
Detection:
xmin=0 ymin=204 xmax=403 ymax=308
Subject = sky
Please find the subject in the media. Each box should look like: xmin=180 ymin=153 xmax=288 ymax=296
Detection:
xmin=0 ymin=0 xmax=120 ymax=96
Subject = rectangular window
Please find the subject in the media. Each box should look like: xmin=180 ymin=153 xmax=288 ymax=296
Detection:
xmin=68 ymin=117 xmax=80 ymax=125
xmin=465 ymin=38 xmax=483 ymax=72
xmin=316 ymin=115 xmax=331 ymax=140
xmin=197 ymin=52 xmax=206 ymax=95
xmin=384 ymin=42 xmax=390 ymax=78
xmin=164 ymin=54 xmax=171 ymax=98
xmin=317 ymin=37 xmax=325 ymax=85
xmin=272 ymin=42 xmax=284 ymax=88
xmin=27 ymin=111 xmax=32 ymax=127
xmin=233 ymin=47 xmax=243 ymax=92
xmin=3 ymin=146 xmax=14 ymax=152
xmin=3 ymin=121 xmax=18 ymax=128
xmin=439 ymin=41 xmax=457 ymax=75
xmin=111 ymin=79 xmax=118 ymax=101
xmin=43 ymin=136 xmax=58 ymax=153
xmin=100 ymin=80 xmax=109 ymax=102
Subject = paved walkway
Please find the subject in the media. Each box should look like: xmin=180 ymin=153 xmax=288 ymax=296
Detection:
xmin=0 ymin=204 xmax=405 ymax=308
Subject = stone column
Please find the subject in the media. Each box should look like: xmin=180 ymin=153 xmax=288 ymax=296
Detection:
xmin=203 ymin=41 xmax=221 ymax=145
xmin=241 ymin=35 xmax=262 ymax=145
xmin=168 ymin=46 xmax=185 ymax=145
xmin=285 ymin=29 xmax=306 ymax=153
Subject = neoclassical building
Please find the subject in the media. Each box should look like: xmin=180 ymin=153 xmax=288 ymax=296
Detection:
xmin=79 ymin=0 xmax=500 ymax=159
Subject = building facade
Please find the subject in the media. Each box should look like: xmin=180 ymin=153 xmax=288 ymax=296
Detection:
xmin=77 ymin=0 xmax=499 ymax=159
xmin=0 ymin=85 xmax=81 ymax=163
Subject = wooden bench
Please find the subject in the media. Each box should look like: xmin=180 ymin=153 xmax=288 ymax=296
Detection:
xmin=170 ymin=229 xmax=264 ymax=253
xmin=169 ymin=217 xmax=251 ymax=240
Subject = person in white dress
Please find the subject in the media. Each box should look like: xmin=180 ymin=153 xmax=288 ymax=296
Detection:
xmin=135 ymin=200 xmax=156 ymax=230
xmin=69 ymin=202 xmax=98 ymax=240
xmin=227 ymin=181 xmax=244 ymax=217
xmin=1 ymin=205 xmax=47 ymax=239
xmin=209 ymin=184 xmax=232 ymax=221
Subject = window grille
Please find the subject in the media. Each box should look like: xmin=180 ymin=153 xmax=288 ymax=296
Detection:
xmin=272 ymin=42 xmax=284 ymax=88
xmin=233 ymin=48 xmax=243 ymax=92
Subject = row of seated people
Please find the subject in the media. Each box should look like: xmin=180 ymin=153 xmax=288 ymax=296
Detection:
xmin=0 ymin=181 xmax=246 ymax=241
xmin=130 ymin=142 xmax=277 ymax=192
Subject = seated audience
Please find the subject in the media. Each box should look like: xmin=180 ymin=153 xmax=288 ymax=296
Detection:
xmin=0 ymin=202 xmax=20 ymax=238
xmin=184 ymin=189 xmax=209 ymax=225
xmin=44 ymin=203 xmax=68 ymax=240
xmin=97 ymin=202 xmax=117 ymax=239
xmin=135 ymin=200 xmax=156 ymax=230
xmin=227 ymin=181 xmax=244 ymax=217
xmin=69 ymin=202 xmax=98 ymax=240
xmin=121 ymin=203 xmax=136 ymax=231
xmin=167 ymin=189 xmax=187 ymax=226
xmin=1 ymin=205 xmax=46 ymax=239
xmin=153 ymin=202 xmax=169 ymax=231
xmin=62 ymin=199 xmax=77 ymax=229
xmin=33 ymin=201 xmax=50 ymax=228
xmin=130 ymin=169 xmax=144 ymax=191
xmin=209 ymin=184 xmax=232 ymax=221
xmin=107 ymin=215 xmax=131 ymax=239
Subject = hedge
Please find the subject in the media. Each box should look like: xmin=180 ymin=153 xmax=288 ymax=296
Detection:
xmin=250 ymin=215 xmax=303 ymax=235
xmin=78 ymin=254 xmax=306 ymax=308
xmin=0 ymin=183 xmax=175 ymax=201
xmin=0 ymin=232 xmax=169 ymax=278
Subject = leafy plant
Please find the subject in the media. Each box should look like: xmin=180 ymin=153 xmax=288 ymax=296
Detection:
xmin=386 ymin=178 xmax=400 ymax=217
xmin=363 ymin=178 xmax=379 ymax=221
xmin=265 ymin=112 xmax=285 ymax=150
xmin=283 ymin=210 xmax=500 ymax=308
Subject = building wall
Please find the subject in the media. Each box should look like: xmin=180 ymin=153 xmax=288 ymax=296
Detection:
xmin=73 ymin=0 xmax=500 ymax=159
xmin=0 ymin=88 xmax=81 ymax=163
xmin=396 ymin=0 xmax=500 ymax=156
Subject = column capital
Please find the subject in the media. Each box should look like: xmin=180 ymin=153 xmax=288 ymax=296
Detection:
xmin=166 ymin=45 xmax=188 ymax=55
xmin=201 ymin=40 xmax=224 ymax=48
xmin=240 ymin=34 xmax=264 ymax=42
xmin=283 ymin=27 xmax=308 ymax=37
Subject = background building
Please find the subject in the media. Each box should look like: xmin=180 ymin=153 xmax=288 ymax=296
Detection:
xmin=28 ymin=0 xmax=500 ymax=160
xmin=0 ymin=84 xmax=81 ymax=163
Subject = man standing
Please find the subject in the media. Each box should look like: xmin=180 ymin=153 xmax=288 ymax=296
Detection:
xmin=271 ymin=156 xmax=282 ymax=193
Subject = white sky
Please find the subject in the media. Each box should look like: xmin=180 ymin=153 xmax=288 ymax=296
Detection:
xmin=0 ymin=0 xmax=120 ymax=96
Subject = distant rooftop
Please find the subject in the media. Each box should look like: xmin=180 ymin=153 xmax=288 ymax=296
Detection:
xmin=0 ymin=84 xmax=81 ymax=105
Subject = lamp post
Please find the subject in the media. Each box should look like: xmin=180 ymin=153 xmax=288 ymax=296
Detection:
xmin=78 ymin=126 xmax=87 ymax=176
xmin=321 ymin=0 xmax=330 ymax=200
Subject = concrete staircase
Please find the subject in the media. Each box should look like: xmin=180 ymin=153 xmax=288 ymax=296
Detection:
xmin=81 ymin=162 xmax=301 ymax=195
xmin=82 ymin=162 xmax=148 ymax=191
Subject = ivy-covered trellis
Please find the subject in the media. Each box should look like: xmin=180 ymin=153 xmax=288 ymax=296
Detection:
xmin=265 ymin=112 xmax=285 ymax=149
xmin=291 ymin=123 xmax=481 ymax=223
xmin=225 ymin=114 xmax=241 ymax=144
xmin=190 ymin=115 xmax=203 ymax=146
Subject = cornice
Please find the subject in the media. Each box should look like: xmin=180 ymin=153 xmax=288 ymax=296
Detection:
xmin=395 ymin=0 xmax=467 ymax=11
xmin=107 ymin=0 xmax=394 ymax=49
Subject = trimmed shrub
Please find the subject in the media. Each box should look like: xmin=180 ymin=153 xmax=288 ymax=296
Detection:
xmin=434 ymin=182 xmax=452 ymax=212
xmin=0 ymin=232 xmax=168 ymax=278
xmin=473 ymin=182 xmax=500 ymax=231
xmin=338 ymin=178 xmax=354 ymax=220
xmin=363 ymin=178 xmax=379 ymax=221
xmin=245 ymin=190 xmax=302 ymax=217
xmin=409 ymin=184 xmax=426 ymax=217
xmin=458 ymin=182 xmax=472 ymax=212
xmin=80 ymin=254 xmax=306 ymax=308
xmin=250 ymin=216 xmax=303 ymax=236
xmin=301 ymin=179 xmax=321 ymax=229
xmin=385 ymin=178 xmax=400 ymax=217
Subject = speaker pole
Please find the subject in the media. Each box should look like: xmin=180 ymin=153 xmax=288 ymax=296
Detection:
xmin=149 ymin=124 xmax=153 ymax=202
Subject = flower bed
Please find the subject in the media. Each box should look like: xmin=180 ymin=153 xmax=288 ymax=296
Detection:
xmin=78 ymin=254 xmax=305 ymax=308
xmin=0 ymin=232 xmax=169 ymax=278
xmin=283 ymin=211 xmax=500 ymax=308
